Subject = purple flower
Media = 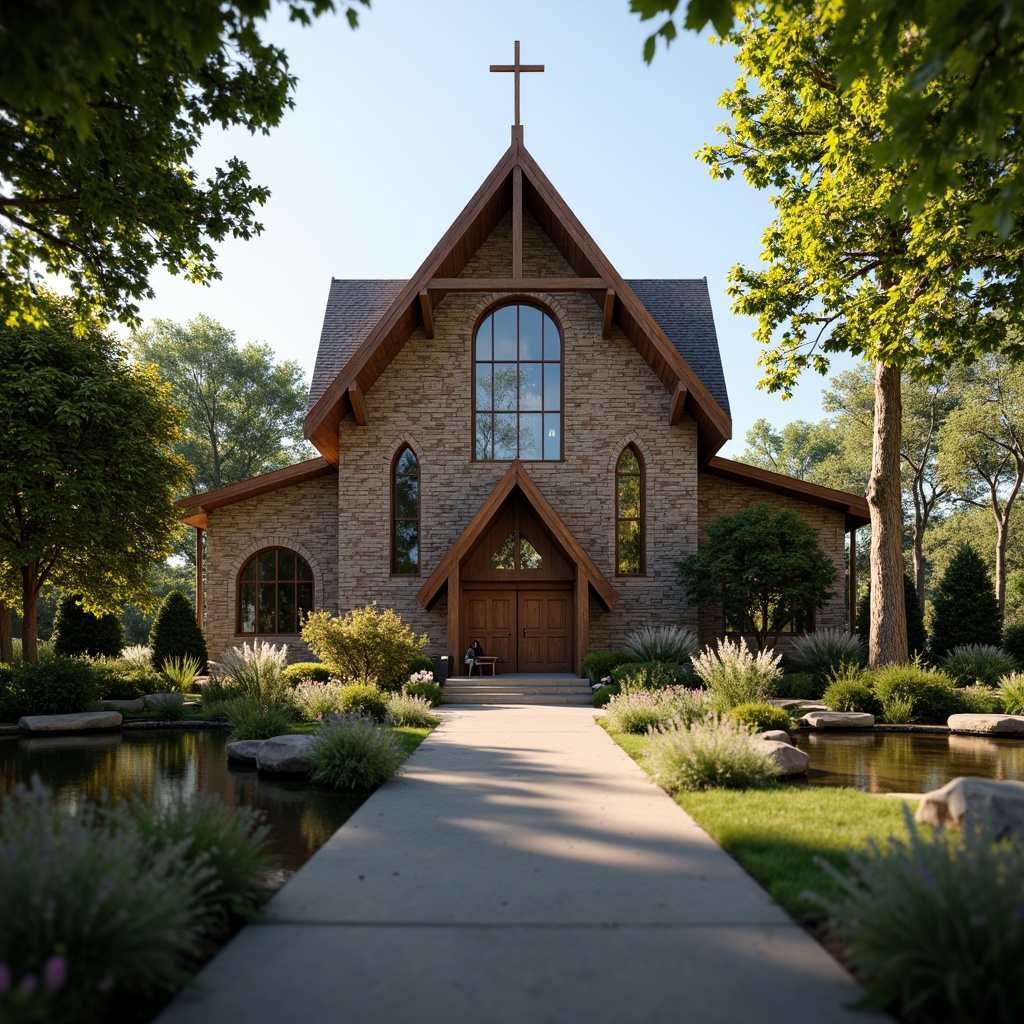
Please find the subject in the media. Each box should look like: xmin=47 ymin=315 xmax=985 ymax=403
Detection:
xmin=19 ymin=972 xmax=37 ymax=996
xmin=43 ymin=955 xmax=67 ymax=992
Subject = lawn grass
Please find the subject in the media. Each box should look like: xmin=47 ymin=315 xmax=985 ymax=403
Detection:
xmin=599 ymin=718 xmax=916 ymax=924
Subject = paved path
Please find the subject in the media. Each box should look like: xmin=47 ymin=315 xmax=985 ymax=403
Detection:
xmin=158 ymin=706 xmax=884 ymax=1024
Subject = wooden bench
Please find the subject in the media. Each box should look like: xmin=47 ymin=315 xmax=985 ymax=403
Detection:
xmin=468 ymin=656 xmax=498 ymax=676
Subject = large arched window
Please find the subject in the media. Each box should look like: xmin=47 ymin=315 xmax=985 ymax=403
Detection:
xmin=392 ymin=445 xmax=420 ymax=575
xmin=616 ymin=445 xmax=644 ymax=575
xmin=474 ymin=303 xmax=561 ymax=460
xmin=238 ymin=548 xmax=313 ymax=634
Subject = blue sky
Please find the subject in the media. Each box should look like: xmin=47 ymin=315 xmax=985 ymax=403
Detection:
xmin=130 ymin=0 xmax=861 ymax=458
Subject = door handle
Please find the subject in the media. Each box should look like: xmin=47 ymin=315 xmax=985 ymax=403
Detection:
xmin=506 ymin=632 xmax=511 ymax=637
xmin=522 ymin=627 xmax=527 ymax=638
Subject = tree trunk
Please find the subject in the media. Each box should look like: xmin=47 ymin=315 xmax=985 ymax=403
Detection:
xmin=0 ymin=600 xmax=12 ymax=664
xmin=911 ymin=493 xmax=926 ymax=613
xmin=865 ymin=362 xmax=908 ymax=667
xmin=20 ymin=562 xmax=38 ymax=665
xmin=996 ymin=513 xmax=1009 ymax=624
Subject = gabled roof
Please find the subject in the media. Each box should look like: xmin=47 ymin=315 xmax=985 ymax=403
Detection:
xmin=702 ymin=457 xmax=870 ymax=531
xmin=417 ymin=460 xmax=618 ymax=613
xmin=303 ymin=133 xmax=733 ymax=464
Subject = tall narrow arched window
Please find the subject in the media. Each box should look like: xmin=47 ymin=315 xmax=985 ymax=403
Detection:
xmin=392 ymin=445 xmax=420 ymax=575
xmin=616 ymin=445 xmax=644 ymax=575
xmin=238 ymin=548 xmax=313 ymax=634
xmin=474 ymin=303 xmax=562 ymax=460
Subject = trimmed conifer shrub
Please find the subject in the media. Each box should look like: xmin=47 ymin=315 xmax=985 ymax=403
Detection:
xmin=929 ymin=544 xmax=1001 ymax=660
xmin=149 ymin=590 xmax=208 ymax=674
xmin=51 ymin=593 xmax=123 ymax=658
xmin=855 ymin=571 xmax=927 ymax=659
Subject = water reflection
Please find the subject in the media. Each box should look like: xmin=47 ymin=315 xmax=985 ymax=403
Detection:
xmin=0 ymin=730 xmax=364 ymax=871
xmin=793 ymin=732 xmax=1024 ymax=793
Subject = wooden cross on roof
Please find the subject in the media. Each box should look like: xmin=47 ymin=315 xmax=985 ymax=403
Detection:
xmin=490 ymin=40 xmax=544 ymax=131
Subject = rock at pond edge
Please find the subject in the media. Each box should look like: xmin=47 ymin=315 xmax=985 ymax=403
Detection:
xmin=799 ymin=711 xmax=875 ymax=730
xmin=227 ymin=739 xmax=265 ymax=766
xmin=19 ymin=711 xmax=123 ymax=733
xmin=753 ymin=737 xmax=809 ymax=776
xmin=256 ymin=734 xmax=316 ymax=776
xmin=916 ymin=776 xmax=1024 ymax=839
xmin=947 ymin=713 xmax=1024 ymax=735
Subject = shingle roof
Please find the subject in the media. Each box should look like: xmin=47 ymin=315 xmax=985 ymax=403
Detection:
xmin=307 ymin=277 xmax=730 ymax=418
xmin=625 ymin=279 xmax=730 ymax=417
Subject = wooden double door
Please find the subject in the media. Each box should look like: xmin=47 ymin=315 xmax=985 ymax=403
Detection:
xmin=463 ymin=585 xmax=573 ymax=674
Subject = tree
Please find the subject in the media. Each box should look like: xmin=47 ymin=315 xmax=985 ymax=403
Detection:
xmin=631 ymin=0 xmax=1024 ymax=235
xmin=132 ymin=316 xmax=314 ymax=494
xmin=0 ymin=1 xmax=368 ymax=326
xmin=0 ymin=295 xmax=189 ymax=662
xmin=149 ymin=590 xmax=209 ymax=673
xmin=856 ymin=571 xmax=927 ymax=661
xmin=676 ymin=504 xmax=837 ymax=652
xmin=51 ymin=593 xmax=124 ymax=659
xmin=938 ymin=353 xmax=1024 ymax=623
xmin=693 ymin=4 xmax=1024 ymax=667
xmin=739 ymin=417 xmax=842 ymax=480
xmin=929 ymin=543 xmax=1002 ymax=658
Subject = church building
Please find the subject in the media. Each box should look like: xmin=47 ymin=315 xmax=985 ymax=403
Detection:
xmin=178 ymin=59 xmax=869 ymax=675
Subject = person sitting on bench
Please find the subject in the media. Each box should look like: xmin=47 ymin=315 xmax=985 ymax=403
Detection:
xmin=465 ymin=639 xmax=484 ymax=676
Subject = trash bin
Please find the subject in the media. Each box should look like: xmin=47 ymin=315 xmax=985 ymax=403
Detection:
xmin=431 ymin=655 xmax=449 ymax=686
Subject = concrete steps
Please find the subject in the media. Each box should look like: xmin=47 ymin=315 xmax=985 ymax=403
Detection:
xmin=443 ymin=674 xmax=594 ymax=706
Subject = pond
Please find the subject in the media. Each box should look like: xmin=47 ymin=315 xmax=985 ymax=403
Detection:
xmin=0 ymin=729 xmax=364 ymax=872
xmin=793 ymin=730 xmax=1024 ymax=793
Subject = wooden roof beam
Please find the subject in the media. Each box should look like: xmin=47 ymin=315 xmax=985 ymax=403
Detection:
xmin=512 ymin=165 xmax=523 ymax=279
xmin=669 ymin=382 xmax=688 ymax=426
xmin=602 ymin=289 xmax=615 ymax=340
xmin=419 ymin=290 xmax=434 ymax=340
xmin=348 ymin=382 xmax=368 ymax=426
xmin=426 ymin=277 xmax=607 ymax=292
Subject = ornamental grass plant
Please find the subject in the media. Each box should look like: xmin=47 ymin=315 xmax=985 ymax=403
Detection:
xmin=728 ymin=701 xmax=792 ymax=733
xmin=692 ymin=638 xmax=782 ymax=712
xmin=160 ymin=654 xmax=201 ymax=694
xmin=385 ymin=692 xmax=442 ymax=728
xmin=941 ymin=644 xmax=1018 ymax=686
xmin=224 ymin=698 xmax=294 ymax=740
xmin=644 ymin=714 xmax=781 ymax=793
xmin=787 ymin=628 xmax=865 ymax=691
xmin=208 ymin=641 xmax=293 ymax=708
xmin=309 ymin=712 xmax=405 ymax=790
xmin=956 ymin=683 xmax=1004 ymax=715
xmin=821 ymin=671 xmax=880 ymax=716
xmin=999 ymin=672 xmax=1024 ymax=715
xmin=292 ymin=679 xmax=346 ymax=720
xmin=623 ymin=625 xmax=699 ymax=666
xmin=604 ymin=686 xmax=712 ymax=734
xmin=815 ymin=805 xmax=1024 ymax=1022
xmin=872 ymin=663 xmax=960 ymax=725
xmin=612 ymin=660 xmax=691 ymax=692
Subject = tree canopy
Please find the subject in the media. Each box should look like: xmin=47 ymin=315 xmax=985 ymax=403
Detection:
xmin=132 ymin=315 xmax=313 ymax=494
xmin=0 ymin=294 xmax=190 ymax=662
xmin=0 ymin=1 xmax=368 ymax=326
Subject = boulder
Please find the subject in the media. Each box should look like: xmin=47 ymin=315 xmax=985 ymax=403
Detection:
xmin=143 ymin=692 xmax=185 ymax=709
xmin=97 ymin=698 xmax=145 ymax=712
xmin=947 ymin=713 xmax=1024 ymax=735
xmin=915 ymin=776 xmax=1024 ymax=840
xmin=227 ymin=739 xmax=265 ymax=766
xmin=256 ymin=734 xmax=316 ymax=775
xmin=19 ymin=711 xmax=122 ymax=733
xmin=754 ymin=737 xmax=809 ymax=776
xmin=759 ymin=729 xmax=794 ymax=745
xmin=799 ymin=711 xmax=875 ymax=730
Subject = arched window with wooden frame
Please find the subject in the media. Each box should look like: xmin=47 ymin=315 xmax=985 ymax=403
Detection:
xmin=238 ymin=548 xmax=314 ymax=635
xmin=616 ymin=445 xmax=644 ymax=575
xmin=392 ymin=445 xmax=420 ymax=575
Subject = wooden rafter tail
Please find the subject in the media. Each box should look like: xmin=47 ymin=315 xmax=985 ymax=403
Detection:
xmin=602 ymin=289 xmax=615 ymax=340
xmin=669 ymin=381 xmax=688 ymax=426
xmin=420 ymin=290 xmax=434 ymax=339
xmin=348 ymin=382 xmax=368 ymax=426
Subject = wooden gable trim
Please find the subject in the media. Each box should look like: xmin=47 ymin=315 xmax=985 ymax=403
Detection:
xmin=417 ymin=460 xmax=618 ymax=613
xmin=175 ymin=458 xmax=337 ymax=530
xmin=701 ymin=456 xmax=870 ymax=530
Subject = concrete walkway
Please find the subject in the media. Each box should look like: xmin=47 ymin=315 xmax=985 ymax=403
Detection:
xmin=158 ymin=706 xmax=884 ymax=1024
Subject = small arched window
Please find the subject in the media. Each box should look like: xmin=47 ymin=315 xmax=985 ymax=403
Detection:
xmin=474 ymin=303 xmax=562 ymax=460
xmin=616 ymin=445 xmax=644 ymax=575
xmin=238 ymin=548 xmax=313 ymax=634
xmin=392 ymin=445 xmax=420 ymax=575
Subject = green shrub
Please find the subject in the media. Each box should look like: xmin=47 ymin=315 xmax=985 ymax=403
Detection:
xmin=403 ymin=680 xmax=443 ymax=706
xmin=309 ymin=712 xmax=405 ymax=790
xmin=776 ymin=671 xmax=819 ymax=700
xmin=692 ymin=638 xmax=782 ymax=712
xmin=612 ymin=660 xmax=690 ymax=692
xmin=729 ymin=702 xmax=792 ymax=732
xmin=88 ymin=656 xmax=159 ymax=700
xmin=0 ymin=665 xmax=17 ymax=722
xmin=13 ymin=659 xmax=98 ymax=716
xmin=160 ymin=654 xmax=201 ymax=693
xmin=338 ymin=681 xmax=389 ymax=722
xmin=148 ymin=590 xmax=208 ymax=673
xmin=50 ymin=593 xmax=124 ymax=659
xmin=788 ymin=628 xmax=865 ymax=688
xmin=386 ymin=692 xmax=442 ymax=728
xmin=282 ymin=662 xmax=333 ymax=686
xmin=644 ymin=714 xmax=781 ymax=792
xmin=1002 ymin=623 xmax=1024 ymax=665
xmin=147 ymin=695 xmax=189 ymax=721
xmin=604 ymin=686 xmax=712 ymax=734
xmin=123 ymin=794 xmax=274 ymax=931
xmin=623 ymin=625 xmax=698 ymax=665
xmin=301 ymin=604 xmax=428 ymax=692
xmin=822 ymin=673 xmax=880 ymax=716
xmin=0 ymin=780 xmax=209 ymax=1022
xmin=406 ymin=653 xmax=434 ymax=676
xmin=224 ymin=698 xmax=294 ymax=740
xmin=816 ymin=805 xmax=1024 ymax=1022
xmin=929 ymin=544 xmax=1002 ymax=659
xmin=292 ymin=680 xmax=346 ymax=720
xmin=582 ymin=650 xmax=637 ymax=686
xmin=872 ymin=663 xmax=960 ymax=724
xmin=941 ymin=644 xmax=1018 ymax=686
xmin=998 ymin=672 xmax=1024 ymax=715
xmin=956 ymin=684 xmax=1003 ymax=715
xmin=856 ymin=570 xmax=928 ymax=659
xmin=592 ymin=683 xmax=619 ymax=708
xmin=210 ymin=641 xmax=293 ymax=708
